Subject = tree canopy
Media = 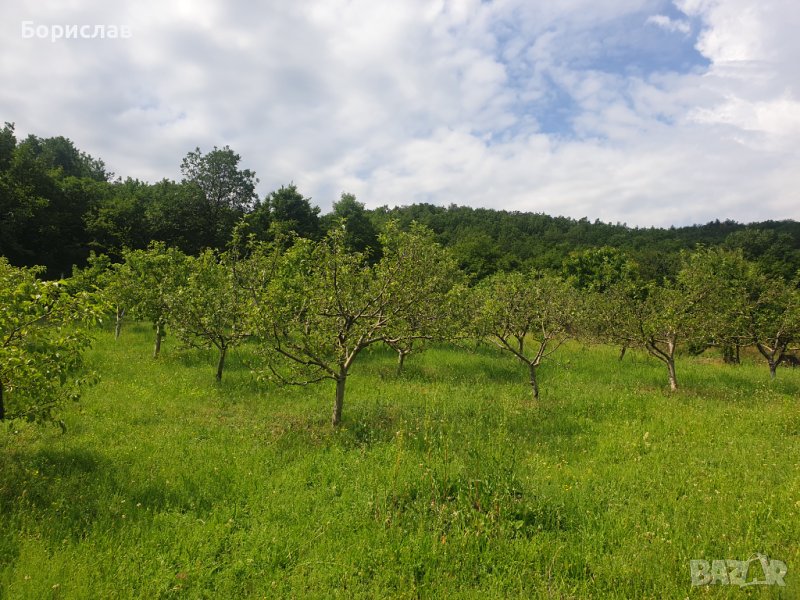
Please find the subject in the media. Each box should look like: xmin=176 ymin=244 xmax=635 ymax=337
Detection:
xmin=0 ymin=258 xmax=102 ymax=425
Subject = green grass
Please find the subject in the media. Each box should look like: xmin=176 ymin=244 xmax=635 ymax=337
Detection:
xmin=1 ymin=323 xmax=799 ymax=598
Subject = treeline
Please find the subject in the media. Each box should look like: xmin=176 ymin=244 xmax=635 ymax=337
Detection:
xmin=371 ymin=205 xmax=800 ymax=282
xmin=3 ymin=123 xmax=800 ymax=281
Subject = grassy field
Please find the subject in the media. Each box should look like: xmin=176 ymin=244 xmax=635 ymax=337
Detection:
xmin=1 ymin=323 xmax=799 ymax=599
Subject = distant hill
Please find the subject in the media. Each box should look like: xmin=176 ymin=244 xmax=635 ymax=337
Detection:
xmin=367 ymin=203 xmax=800 ymax=281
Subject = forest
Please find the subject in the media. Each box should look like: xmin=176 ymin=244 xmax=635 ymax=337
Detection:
xmin=2 ymin=122 xmax=800 ymax=282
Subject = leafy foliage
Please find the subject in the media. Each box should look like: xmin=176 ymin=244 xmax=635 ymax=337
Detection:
xmin=0 ymin=258 xmax=102 ymax=425
xmin=562 ymin=246 xmax=637 ymax=293
xmin=248 ymin=221 xmax=465 ymax=424
xmin=473 ymin=270 xmax=578 ymax=399
xmin=250 ymin=226 xmax=384 ymax=425
xmin=3 ymin=123 xmax=800 ymax=428
xmin=318 ymin=193 xmax=378 ymax=255
xmin=180 ymin=146 xmax=259 ymax=249
xmin=119 ymin=243 xmax=189 ymax=358
xmin=3 ymin=123 xmax=800 ymax=284
xmin=741 ymin=275 xmax=800 ymax=377
xmin=262 ymin=184 xmax=321 ymax=240
xmin=594 ymin=251 xmax=724 ymax=390
xmin=378 ymin=222 xmax=467 ymax=372
xmin=168 ymin=249 xmax=251 ymax=380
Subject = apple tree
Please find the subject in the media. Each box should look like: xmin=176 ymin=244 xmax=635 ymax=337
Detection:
xmin=0 ymin=258 xmax=102 ymax=425
xmin=473 ymin=270 xmax=578 ymax=401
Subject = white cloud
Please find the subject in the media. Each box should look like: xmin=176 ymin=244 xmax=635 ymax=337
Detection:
xmin=646 ymin=14 xmax=692 ymax=34
xmin=1 ymin=0 xmax=799 ymax=227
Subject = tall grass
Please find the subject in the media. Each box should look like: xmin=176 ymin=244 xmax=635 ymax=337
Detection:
xmin=1 ymin=323 xmax=798 ymax=598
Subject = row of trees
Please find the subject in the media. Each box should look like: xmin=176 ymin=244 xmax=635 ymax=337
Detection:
xmin=5 ymin=223 xmax=794 ymax=429
xmin=92 ymin=223 xmax=462 ymax=426
xmin=4 ymin=123 xmax=800 ymax=282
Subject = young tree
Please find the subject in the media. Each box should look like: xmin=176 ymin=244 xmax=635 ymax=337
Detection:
xmin=0 ymin=258 xmax=102 ymax=425
xmin=66 ymin=252 xmax=129 ymax=340
xmin=473 ymin=271 xmax=578 ymax=401
xmin=379 ymin=223 xmax=466 ymax=374
xmin=674 ymin=247 xmax=756 ymax=364
xmin=595 ymin=253 xmax=715 ymax=391
xmin=168 ymin=249 xmax=251 ymax=381
xmin=251 ymin=221 xmax=449 ymax=425
xmin=121 ymin=243 xmax=189 ymax=358
xmin=252 ymin=228 xmax=375 ymax=426
xmin=667 ymin=247 xmax=800 ymax=379
xmin=741 ymin=275 xmax=800 ymax=379
xmin=103 ymin=259 xmax=139 ymax=341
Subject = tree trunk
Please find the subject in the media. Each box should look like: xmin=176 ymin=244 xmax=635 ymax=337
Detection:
xmin=397 ymin=349 xmax=407 ymax=376
xmin=666 ymin=357 xmax=678 ymax=391
xmin=618 ymin=345 xmax=627 ymax=361
xmin=216 ymin=346 xmax=227 ymax=382
xmin=153 ymin=321 xmax=163 ymax=359
xmin=0 ymin=381 xmax=4 ymax=421
xmin=115 ymin=306 xmax=124 ymax=340
xmin=722 ymin=344 xmax=740 ymax=365
xmin=722 ymin=344 xmax=733 ymax=364
xmin=332 ymin=373 xmax=347 ymax=427
xmin=528 ymin=363 xmax=539 ymax=401
xmin=756 ymin=342 xmax=781 ymax=380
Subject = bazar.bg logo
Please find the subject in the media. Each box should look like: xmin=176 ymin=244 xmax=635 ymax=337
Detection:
xmin=690 ymin=554 xmax=787 ymax=587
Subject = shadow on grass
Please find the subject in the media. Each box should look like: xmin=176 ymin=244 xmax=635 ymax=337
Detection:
xmin=167 ymin=345 xmax=254 ymax=375
xmin=312 ymin=387 xmax=601 ymax=468
xmin=364 ymin=343 xmax=551 ymax=389
xmin=0 ymin=445 xmax=218 ymax=550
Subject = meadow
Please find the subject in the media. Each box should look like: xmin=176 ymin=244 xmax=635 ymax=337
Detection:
xmin=1 ymin=322 xmax=799 ymax=598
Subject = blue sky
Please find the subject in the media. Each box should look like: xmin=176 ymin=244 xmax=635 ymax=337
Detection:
xmin=495 ymin=5 xmax=708 ymax=137
xmin=2 ymin=0 xmax=799 ymax=227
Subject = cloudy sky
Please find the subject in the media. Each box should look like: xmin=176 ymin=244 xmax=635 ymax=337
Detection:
xmin=2 ymin=0 xmax=799 ymax=226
